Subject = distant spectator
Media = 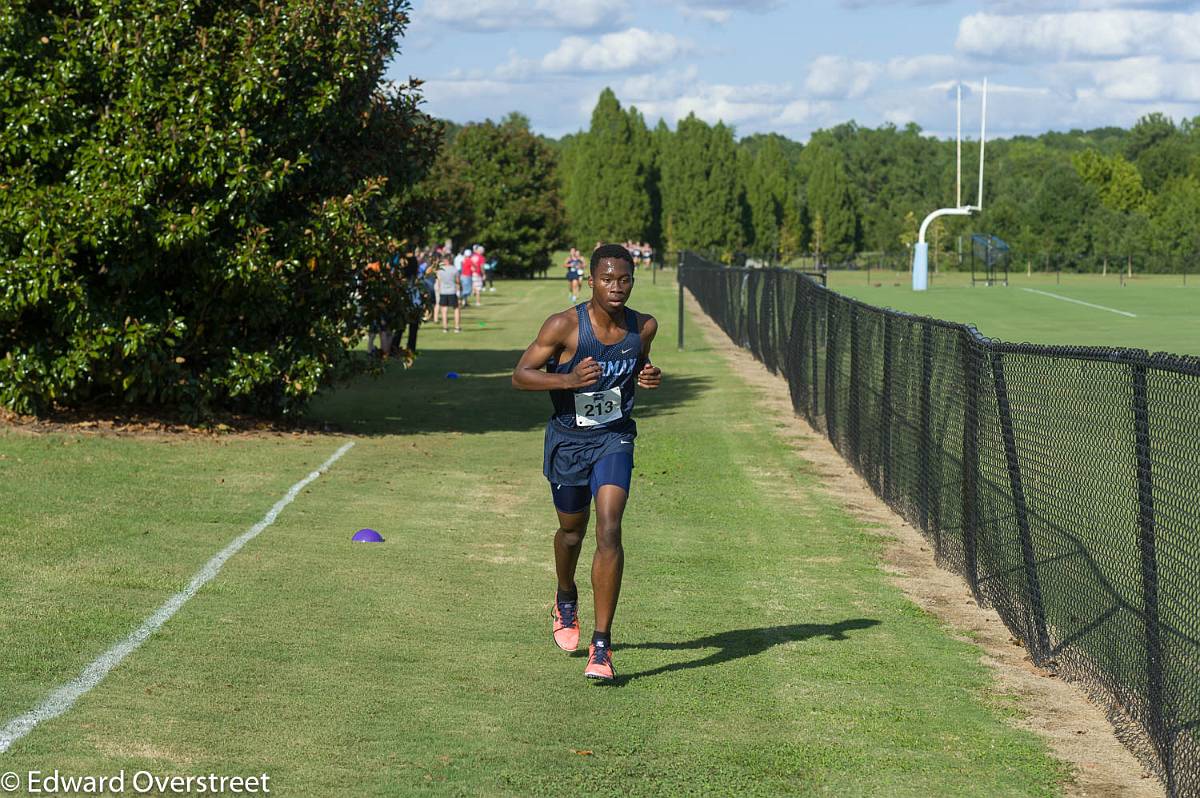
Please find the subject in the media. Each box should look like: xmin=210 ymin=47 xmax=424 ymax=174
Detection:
xmin=482 ymin=249 xmax=497 ymax=292
xmin=363 ymin=259 xmax=391 ymax=357
xmin=458 ymin=247 xmax=474 ymax=307
xmin=436 ymin=257 xmax=461 ymax=333
xmin=421 ymin=255 xmax=438 ymax=321
xmin=470 ymin=245 xmax=487 ymax=306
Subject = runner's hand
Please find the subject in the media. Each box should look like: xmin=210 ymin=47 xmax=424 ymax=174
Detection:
xmin=637 ymin=363 xmax=661 ymax=389
xmin=567 ymin=357 xmax=601 ymax=389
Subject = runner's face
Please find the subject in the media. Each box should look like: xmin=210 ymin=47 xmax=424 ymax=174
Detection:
xmin=589 ymin=258 xmax=634 ymax=311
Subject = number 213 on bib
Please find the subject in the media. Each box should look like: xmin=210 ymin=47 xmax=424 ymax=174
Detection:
xmin=574 ymin=387 xmax=622 ymax=427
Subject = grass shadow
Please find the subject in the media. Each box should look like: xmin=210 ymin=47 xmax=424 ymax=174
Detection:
xmin=306 ymin=346 xmax=714 ymax=436
xmin=613 ymin=619 xmax=881 ymax=685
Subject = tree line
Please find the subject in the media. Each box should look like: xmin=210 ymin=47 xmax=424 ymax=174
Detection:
xmin=6 ymin=0 xmax=1197 ymax=424
xmin=536 ymin=89 xmax=1200 ymax=271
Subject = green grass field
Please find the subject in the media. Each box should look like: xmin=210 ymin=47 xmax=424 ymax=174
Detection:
xmin=825 ymin=269 xmax=1200 ymax=355
xmin=0 ymin=277 xmax=1071 ymax=795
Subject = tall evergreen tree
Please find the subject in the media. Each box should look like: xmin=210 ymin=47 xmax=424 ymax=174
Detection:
xmin=568 ymin=88 xmax=652 ymax=246
xmin=802 ymin=141 xmax=857 ymax=258
xmin=650 ymin=118 xmax=673 ymax=252
xmin=660 ymin=114 xmax=742 ymax=256
xmin=743 ymin=136 xmax=796 ymax=256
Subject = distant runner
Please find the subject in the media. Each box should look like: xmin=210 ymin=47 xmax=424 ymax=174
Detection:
xmin=564 ymin=247 xmax=585 ymax=304
xmin=512 ymin=244 xmax=662 ymax=682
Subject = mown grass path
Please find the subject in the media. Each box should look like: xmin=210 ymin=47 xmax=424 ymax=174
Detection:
xmin=0 ymin=277 xmax=1065 ymax=795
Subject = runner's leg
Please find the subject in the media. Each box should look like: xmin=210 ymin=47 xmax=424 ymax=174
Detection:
xmin=591 ymin=484 xmax=627 ymax=634
xmin=554 ymin=505 xmax=589 ymax=594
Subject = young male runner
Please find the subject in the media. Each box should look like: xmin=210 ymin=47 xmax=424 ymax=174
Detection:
xmin=512 ymin=244 xmax=661 ymax=682
xmin=563 ymin=247 xmax=584 ymax=304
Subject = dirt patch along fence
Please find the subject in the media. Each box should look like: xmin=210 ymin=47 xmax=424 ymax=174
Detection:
xmin=680 ymin=252 xmax=1200 ymax=797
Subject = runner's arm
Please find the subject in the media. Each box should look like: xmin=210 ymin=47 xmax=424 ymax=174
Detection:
xmin=512 ymin=315 xmax=600 ymax=391
xmin=637 ymin=314 xmax=661 ymax=389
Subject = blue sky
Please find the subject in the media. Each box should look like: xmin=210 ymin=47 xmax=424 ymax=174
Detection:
xmin=386 ymin=0 xmax=1200 ymax=141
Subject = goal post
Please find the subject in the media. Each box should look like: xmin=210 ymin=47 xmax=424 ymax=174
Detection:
xmin=913 ymin=79 xmax=989 ymax=292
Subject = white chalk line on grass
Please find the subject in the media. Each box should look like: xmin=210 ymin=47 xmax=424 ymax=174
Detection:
xmin=1021 ymin=287 xmax=1137 ymax=318
xmin=0 ymin=440 xmax=355 ymax=755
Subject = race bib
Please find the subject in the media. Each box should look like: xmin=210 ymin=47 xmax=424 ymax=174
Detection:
xmin=574 ymin=387 xmax=623 ymax=427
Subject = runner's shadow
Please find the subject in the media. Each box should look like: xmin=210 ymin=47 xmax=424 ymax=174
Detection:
xmin=614 ymin=619 xmax=881 ymax=685
xmin=307 ymin=347 xmax=714 ymax=436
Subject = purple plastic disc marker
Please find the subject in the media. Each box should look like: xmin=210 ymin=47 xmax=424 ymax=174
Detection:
xmin=352 ymin=528 xmax=384 ymax=543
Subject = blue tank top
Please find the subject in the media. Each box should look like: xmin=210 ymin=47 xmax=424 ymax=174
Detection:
xmin=548 ymin=304 xmax=641 ymax=432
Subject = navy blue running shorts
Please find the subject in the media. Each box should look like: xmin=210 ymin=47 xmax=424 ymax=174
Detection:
xmin=550 ymin=452 xmax=634 ymax=513
xmin=544 ymin=420 xmax=636 ymax=513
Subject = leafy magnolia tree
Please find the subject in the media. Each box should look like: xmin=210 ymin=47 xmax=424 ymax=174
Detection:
xmin=0 ymin=0 xmax=439 ymax=417
xmin=567 ymin=89 xmax=653 ymax=246
xmin=429 ymin=113 xmax=564 ymax=276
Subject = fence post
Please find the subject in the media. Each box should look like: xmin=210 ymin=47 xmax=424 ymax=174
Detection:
xmin=811 ymin=287 xmax=820 ymax=423
xmin=961 ymin=329 xmax=983 ymax=601
xmin=771 ymin=270 xmax=783 ymax=374
xmin=677 ymin=252 xmax=685 ymax=351
xmin=989 ymin=350 xmax=1052 ymax=661
xmin=918 ymin=322 xmax=934 ymax=538
xmin=1132 ymin=361 xmax=1172 ymax=789
xmin=825 ymin=299 xmax=839 ymax=445
xmin=848 ymin=304 xmax=861 ymax=469
xmin=786 ymin=276 xmax=806 ymax=417
xmin=877 ymin=320 xmax=894 ymax=500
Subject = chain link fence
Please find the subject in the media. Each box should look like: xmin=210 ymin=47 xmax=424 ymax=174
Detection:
xmin=680 ymin=251 xmax=1200 ymax=796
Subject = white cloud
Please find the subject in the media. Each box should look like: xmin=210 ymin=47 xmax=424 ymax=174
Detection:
xmin=805 ymin=55 xmax=880 ymax=99
xmin=421 ymin=78 xmax=519 ymax=101
xmin=403 ymin=0 xmax=1200 ymax=141
xmin=619 ymin=65 xmax=702 ymax=101
xmin=985 ymin=0 xmax=1197 ymax=10
xmin=617 ymin=79 xmax=832 ymax=132
xmin=957 ymin=10 xmax=1200 ymax=61
xmin=422 ymin=0 xmax=630 ymax=32
xmin=675 ymin=0 xmax=782 ymax=13
xmin=886 ymin=54 xmax=959 ymax=81
xmin=777 ymin=99 xmax=823 ymax=125
xmin=1065 ymin=56 xmax=1200 ymax=101
xmin=668 ymin=0 xmax=784 ymax=24
xmin=840 ymin=0 xmax=952 ymax=7
xmin=541 ymin=28 xmax=688 ymax=73
xmin=679 ymin=6 xmax=733 ymax=23
xmin=882 ymin=106 xmax=919 ymax=126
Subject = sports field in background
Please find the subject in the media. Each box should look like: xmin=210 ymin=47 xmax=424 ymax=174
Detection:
xmin=825 ymin=269 xmax=1200 ymax=355
xmin=1 ymin=277 xmax=1072 ymax=795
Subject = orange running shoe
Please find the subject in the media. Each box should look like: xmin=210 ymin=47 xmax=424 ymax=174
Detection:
xmin=584 ymin=642 xmax=616 ymax=682
xmin=551 ymin=594 xmax=580 ymax=652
